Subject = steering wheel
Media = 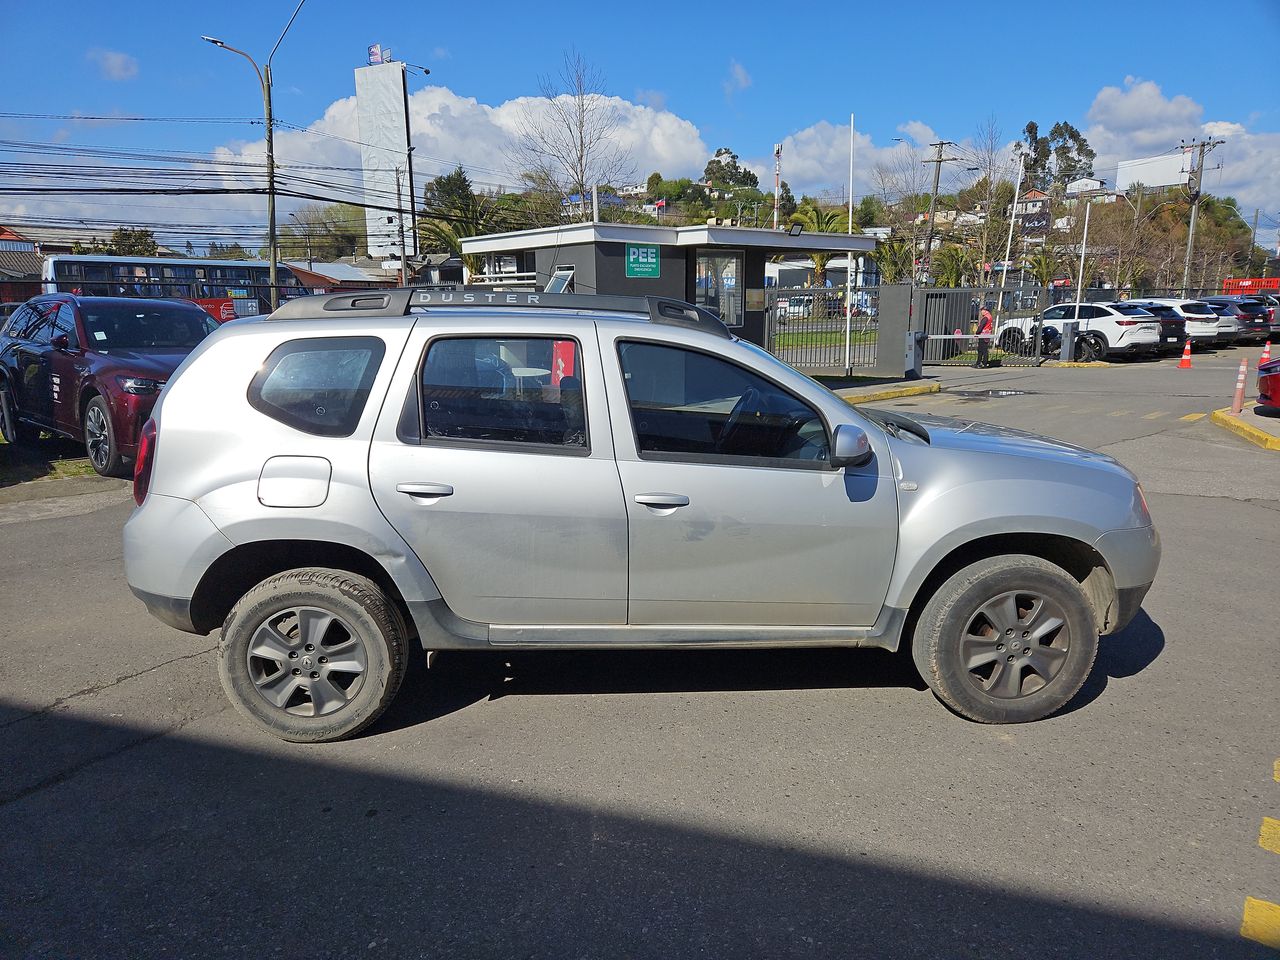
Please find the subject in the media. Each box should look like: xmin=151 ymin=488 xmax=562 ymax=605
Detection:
xmin=718 ymin=387 xmax=761 ymax=453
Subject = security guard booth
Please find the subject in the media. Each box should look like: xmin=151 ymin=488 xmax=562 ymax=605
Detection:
xmin=461 ymin=222 xmax=876 ymax=350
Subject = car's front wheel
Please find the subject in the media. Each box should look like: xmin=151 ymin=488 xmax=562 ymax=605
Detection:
xmin=912 ymin=555 xmax=1099 ymax=723
xmin=84 ymin=396 xmax=125 ymax=477
xmin=218 ymin=568 xmax=408 ymax=742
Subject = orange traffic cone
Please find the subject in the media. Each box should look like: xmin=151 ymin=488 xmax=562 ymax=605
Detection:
xmin=1177 ymin=339 xmax=1192 ymax=369
xmin=1260 ymin=341 xmax=1272 ymax=366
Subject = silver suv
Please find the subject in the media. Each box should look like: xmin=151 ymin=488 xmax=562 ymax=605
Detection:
xmin=124 ymin=290 xmax=1160 ymax=742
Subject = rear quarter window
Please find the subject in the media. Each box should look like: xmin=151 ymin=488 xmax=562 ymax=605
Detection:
xmin=247 ymin=336 xmax=385 ymax=437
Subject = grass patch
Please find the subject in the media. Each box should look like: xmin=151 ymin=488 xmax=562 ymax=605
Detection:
xmin=0 ymin=435 xmax=97 ymax=486
xmin=773 ymin=331 xmax=878 ymax=349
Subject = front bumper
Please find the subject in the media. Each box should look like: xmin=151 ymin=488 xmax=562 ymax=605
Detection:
xmin=1094 ymin=525 xmax=1161 ymax=634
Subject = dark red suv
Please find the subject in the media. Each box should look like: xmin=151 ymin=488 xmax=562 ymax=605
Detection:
xmin=0 ymin=295 xmax=217 ymax=475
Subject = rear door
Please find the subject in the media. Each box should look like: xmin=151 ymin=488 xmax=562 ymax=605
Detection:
xmin=12 ymin=303 xmax=56 ymax=426
xmin=369 ymin=317 xmax=629 ymax=626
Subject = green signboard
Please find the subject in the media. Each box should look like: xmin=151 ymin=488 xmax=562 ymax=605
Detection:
xmin=625 ymin=242 xmax=661 ymax=279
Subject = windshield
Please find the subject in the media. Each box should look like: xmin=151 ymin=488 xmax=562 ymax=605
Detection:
xmin=1137 ymin=304 xmax=1177 ymax=319
xmin=1181 ymin=302 xmax=1214 ymax=316
xmin=81 ymin=301 xmax=218 ymax=350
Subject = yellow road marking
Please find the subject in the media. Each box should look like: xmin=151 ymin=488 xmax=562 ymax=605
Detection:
xmin=1180 ymin=412 xmax=1207 ymax=421
xmin=1108 ymin=410 xmax=1130 ymax=417
xmin=1142 ymin=411 xmax=1167 ymax=420
xmin=1242 ymin=897 xmax=1280 ymax=949
xmin=1261 ymin=817 xmax=1280 ymax=855
xmin=1274 ymin=759 xmax=1279 ymax=782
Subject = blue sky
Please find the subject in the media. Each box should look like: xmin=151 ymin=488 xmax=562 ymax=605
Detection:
xmin=3 ymin=0 xmax=1279 ymax=239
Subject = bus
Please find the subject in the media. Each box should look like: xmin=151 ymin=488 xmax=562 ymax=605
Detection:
xmin=41 ymin=254 xmax=306 ymax=320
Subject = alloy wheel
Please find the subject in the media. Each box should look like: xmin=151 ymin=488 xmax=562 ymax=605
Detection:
xmin=958 ymin=590 xmax=1071 ymax=699
xmin=85 ymin=403 xmax=111 ymax=470
xmin=246 ymin=606 xmax=369 ymax=717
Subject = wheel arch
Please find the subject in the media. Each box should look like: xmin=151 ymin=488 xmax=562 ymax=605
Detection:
xmin=190 ymin=539 xmax=415 ymax=638
xmin=899 ymin=532 xmax=1117 ymax=651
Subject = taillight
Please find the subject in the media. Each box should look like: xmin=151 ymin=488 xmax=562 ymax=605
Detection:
xmin=134 ymin=418 xmax=157 ymax=506
xmin=1115 ymin=319 xmax=1139 ymax=326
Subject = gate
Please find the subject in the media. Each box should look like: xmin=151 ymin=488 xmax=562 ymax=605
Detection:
xmin=763 ymin=286 xmax=879 ymax=370
xmin=916 ymin=286 xmax=1048 ymax=367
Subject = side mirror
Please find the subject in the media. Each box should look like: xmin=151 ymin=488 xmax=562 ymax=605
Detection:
xmin=50 ymin=334 xmax=69 ymax=351
xmin=830 ymin=423 xmax=873 ymax=468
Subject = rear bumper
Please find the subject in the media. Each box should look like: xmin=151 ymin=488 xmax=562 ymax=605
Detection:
xmin=129 ymin=586 xmax=197 ymax=633
xmin=1112 ymin=583 xmax=1153 ymax=634
xmin=1094 ymin=525 xmax=1160 ymax=634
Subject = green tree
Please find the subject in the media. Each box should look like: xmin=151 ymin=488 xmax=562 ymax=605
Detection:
xmin=423 ymin=166 xmax=476 ymax=215
xmin=110 ymin=227 xmax=158 ymax=257
xmin=932 ymin=244 xmax=969 ymax=287
xmin=777 ymin=180 xmax=797 ymax=219
xmin=703 ymin=147 xmax=759 ymax=190
xmin=871 ymin=237 xmax=912 ymax=284
xmin=279 ymin=202 xmax=367 ymax=263
xmin=1015 ymin=121 xmax=1096 ymax=192
xmin=207 ymin=241 xmax=251 ymax=260
xmin=646 ymin=171 xmax=663 ymax=195
xmin=1026 ymin=250 xmax=1059 ymax=287
xmin=416 ymin=165 xmax=510 ymax=274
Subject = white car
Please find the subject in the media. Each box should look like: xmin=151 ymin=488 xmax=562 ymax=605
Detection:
xmin=1132 ymin=299 xmax=1219 ymax=348
xmin=997 ymin=302 xmax=1161 ymax=361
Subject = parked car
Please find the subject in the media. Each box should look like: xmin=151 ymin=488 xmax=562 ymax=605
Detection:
xmin=1131 ymin=299 xmax=1219 ymax=349
xmin=997 ymin=302 xmax=1161 ymax=361
xmin=1121 ymin=302 xmax=1187 ymax=353
xmin=1259 ymin=355 xmax=1280 ymax=411
xmin=1202 ymin=301 xmax=1246 ymax=345
xmin=1205 ymin=297 xmax=1270 ymax=343
xmin=0 ymin=295 xmax=218 ymax=475
xmin=124 ymin=288 xmax=1160 ymax=742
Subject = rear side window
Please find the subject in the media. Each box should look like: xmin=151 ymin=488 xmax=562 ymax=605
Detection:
xmin=1111 ymin=304 xmax=1153 ymax=317
xmin=419 ymin=336 xmax=586 ymax=450
xmin=248 ymin=336 xmax=385 ymax=437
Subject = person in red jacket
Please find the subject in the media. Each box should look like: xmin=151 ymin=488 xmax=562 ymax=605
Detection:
xmin=975 ymin=305 xmax=994 ymax=368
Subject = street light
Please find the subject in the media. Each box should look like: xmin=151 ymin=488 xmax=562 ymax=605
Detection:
xmin=201 ymin=0 xmax=306 ymax=311
xmin=288 ymin=212 xmax=312 ymax=270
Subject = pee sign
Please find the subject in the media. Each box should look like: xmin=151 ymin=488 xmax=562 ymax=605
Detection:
xmin=625 ymin=243 xmax=660 ymax=279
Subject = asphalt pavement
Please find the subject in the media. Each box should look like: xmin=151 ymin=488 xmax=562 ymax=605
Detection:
xmin=0 ymin=345 xmax=1277 ymax=959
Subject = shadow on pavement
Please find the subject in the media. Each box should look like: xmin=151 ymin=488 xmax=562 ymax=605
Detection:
xmin=1061 ymin=609 xmax=1166 ymax=716
xmin=0 ymin=707 xmax=1262 ymax=960
xmin=0 ymin=434 xmax=91 ymax=488
xmin=377 ymin=646 xmax=928 ymax=735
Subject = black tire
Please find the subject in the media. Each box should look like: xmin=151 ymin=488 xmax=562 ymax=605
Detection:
xmin=218 ymin=568 xmax=408 ymax=743
xmin=911 ymin=555 xmax=1099 ymax=724
xmin=0 ymin=379 xmax=36 ymax=444
xmin=998 ymin=329 xmax=1023 ymax=352
xmin=1074 ymin=336 xmax=1099 ymax=363
xmin=83 ymin=395 xmax=126 ymax=477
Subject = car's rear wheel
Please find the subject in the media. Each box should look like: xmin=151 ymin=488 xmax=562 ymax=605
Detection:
xmin=218 ymin=568 xmax=407 ymax=743
xmin=84 ymin=396 xmax=125 ymax=477
xmin=1074 ymin=335 xmax=1102 ymax=363
xmin=998 ymin=329 xmax=1023 ymax=352
xmin=0 ymin=379 xmax=36 ymax=444
xmin=912 ymin=555 xmax=1099 ymax=723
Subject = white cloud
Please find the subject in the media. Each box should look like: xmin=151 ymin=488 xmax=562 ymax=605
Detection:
xmin=635 ymin=88 xmax=666 ymax=112
xmin=1084 ymin=77 xmax=1280 ymax=217
xmin=86 ymin=48 xmax=138 ymax=81
xmin=723 ymin=60 xmax=751 ymax=98
xmin=896 ymin=121 xmax=936 ymax=147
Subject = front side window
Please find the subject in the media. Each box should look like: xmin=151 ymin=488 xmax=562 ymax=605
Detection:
xmin=248 ymin=336 xmax=385 ymax=437
xmin=1043 ymin=306 xmax=1069 ymax=321
xmin=617 ymin=341 xmax=829 ymax=465
xmin=420 ymin=336 xmax=586 ymax=449
xmin=53 ymin=304 xmax=80 ymax=348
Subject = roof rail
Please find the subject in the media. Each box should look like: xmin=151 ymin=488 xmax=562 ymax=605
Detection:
xmin=266 ymin=287 xmax=732 ymax=339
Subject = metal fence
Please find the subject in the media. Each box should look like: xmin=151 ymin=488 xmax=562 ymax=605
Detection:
xmin=762 ymin=286 xmax=880 ymax=370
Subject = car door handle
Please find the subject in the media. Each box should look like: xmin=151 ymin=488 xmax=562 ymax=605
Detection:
xmin=396 ymin=482 xmax=454 ymax=499
xmin=634 ymin=493 xmax=690 ymax=508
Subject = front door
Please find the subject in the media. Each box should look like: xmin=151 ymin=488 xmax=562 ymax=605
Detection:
xmin=370 ymin=326 xmax=629 ymax=626
xmin=12 ymin=303 xmax=56 ymax=426
xmin=607 ymin=339 xmax=898 ymax=626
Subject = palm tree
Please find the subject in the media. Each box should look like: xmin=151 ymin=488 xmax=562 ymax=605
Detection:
xmin=788 ymin=203 xmax=848 ymax=288
xmin=1027 ymin=251 xmax=1059 ymax=288
xmin=932 ymin=244 xmax=968 ymax=287
xmin=871 ymin=237 xmax=912 ymax=284
xmin=418 ymin=193 xmax=509 ymax=276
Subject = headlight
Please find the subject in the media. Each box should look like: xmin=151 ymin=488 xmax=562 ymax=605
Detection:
xmin=117 ymin=376 xmax=161 ymax=395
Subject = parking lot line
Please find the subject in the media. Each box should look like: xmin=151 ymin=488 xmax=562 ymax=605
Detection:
xmin=1107 ymin=410 xmax=1131 ymax=417
xmin=1261 ymin=817 xmax=1280 ymax=855
xmin=1242 ymin=897 xmax=1280 ymax=949
xmin=1142 ymin=412 xmax=1167 ymax=420
xmin=1180 ymin=412 xmax=1207 ymax=421
xmin=1274 ymin=759 xmax=1279 ymax=782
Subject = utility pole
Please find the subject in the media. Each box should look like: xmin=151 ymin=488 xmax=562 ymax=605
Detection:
xmin=395 ymin=167 xmax=408 ymax=286
xmin=1181 ymin=137 xmax=1226 ymax=294
xmin=845 ymin=112 xmax=855 ymax=377
xmin=773 ymin=143 xmax=783 ymax=229
xmin=919 ymin=140 xmax=958 ymax=283
xmin=200 ymin=0 xmax=306 ymax=312
xmin=1251 ymin=208 xmax=1260 ymax=271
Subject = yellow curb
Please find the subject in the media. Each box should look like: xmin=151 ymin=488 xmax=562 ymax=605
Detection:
xmin=841 ymin=383 xmax=941 ymax=405
xmin=1209 ymin=406 xmax=1280 ymax=451
xmin=1260 ymin=817 xmax=1280 ymax=855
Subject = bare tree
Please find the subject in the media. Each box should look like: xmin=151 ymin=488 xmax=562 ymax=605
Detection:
xmin=510 ymin=50 xmax=635 ymax=219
